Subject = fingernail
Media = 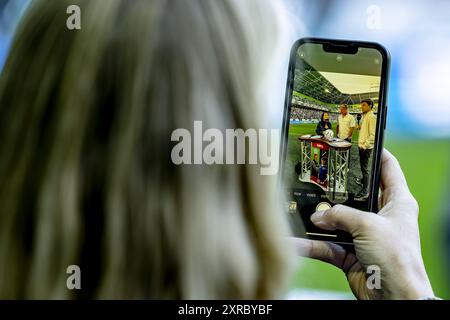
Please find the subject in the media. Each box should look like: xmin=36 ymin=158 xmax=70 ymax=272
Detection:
xmin=311 ymin=211 xmax=331 ymax=229
xmin=310 ymin=211 xmax=325 ymax=223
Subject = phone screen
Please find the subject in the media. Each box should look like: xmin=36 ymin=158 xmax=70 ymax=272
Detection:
xmin=282 ymin=39 xmax=388 ymax=243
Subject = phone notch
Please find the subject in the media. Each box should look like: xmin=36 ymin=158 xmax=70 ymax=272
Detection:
xmin=322 ymin=43 xmax=358 ymax=55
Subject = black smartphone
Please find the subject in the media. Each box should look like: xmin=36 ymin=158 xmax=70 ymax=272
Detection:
xmin=280 ymin=38 xmax=390 ymax=245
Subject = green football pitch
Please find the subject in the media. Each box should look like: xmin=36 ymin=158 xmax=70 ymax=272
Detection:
xmin=289 ymin=137 xmax=450 ymax=299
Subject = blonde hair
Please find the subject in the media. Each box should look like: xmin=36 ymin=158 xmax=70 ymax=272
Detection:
xmin=0 ymin=0 xmax=292 ymax=299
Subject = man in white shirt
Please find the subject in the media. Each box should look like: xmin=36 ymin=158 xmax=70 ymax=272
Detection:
xmin=357 ymin=99 xmax=377 ymax=198
xmin=336 ymin=104 xmax=356 ymax=142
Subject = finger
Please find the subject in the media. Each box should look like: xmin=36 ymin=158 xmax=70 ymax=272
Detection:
xmin=310 ymin=204 xmax=375 ymax=235
xmin=289 ymin=237 xmax=347 ymax=269
xmin=380 ymin=149 xmax=408 ymax=191
xmin=379 ymin=149 xmax=418 ymax=217
xmin=378 ymin=192 xmax=383 ymax=209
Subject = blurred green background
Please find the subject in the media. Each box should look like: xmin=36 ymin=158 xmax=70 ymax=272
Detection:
xmin=291 ymin=138 xmax=450 ymax=299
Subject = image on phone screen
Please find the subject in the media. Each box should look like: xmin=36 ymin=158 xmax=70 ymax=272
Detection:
xmin=282 ymin=39 xmax=389 ymax=243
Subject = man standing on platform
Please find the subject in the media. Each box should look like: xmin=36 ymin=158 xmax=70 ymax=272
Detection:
xmin=337 ymin=104 xmax=356 ymax=193
xmin=336 ymin=104 xmax=356 ymax=143
xmin=356 ymin=99 xmax=377 ymax=199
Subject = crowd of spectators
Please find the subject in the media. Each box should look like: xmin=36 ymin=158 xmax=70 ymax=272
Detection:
xmin=290 ymin=106 xmax=339 ymax=123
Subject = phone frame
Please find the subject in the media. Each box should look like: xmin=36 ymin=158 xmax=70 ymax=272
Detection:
xmin=279 ymin=37 xmax=391 ymax=245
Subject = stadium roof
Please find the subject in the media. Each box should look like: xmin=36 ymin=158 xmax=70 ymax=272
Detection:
xmin=294 ymin=49 xmax=381 ymax=105
xmin=318 ymin=72 xmax=380 ymax=95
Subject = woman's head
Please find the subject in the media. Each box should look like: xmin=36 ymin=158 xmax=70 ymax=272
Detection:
xmin=322 ymin=112 xmax=330 ymax=122
xmin=0 ymin=0 xmax=291 ymax=298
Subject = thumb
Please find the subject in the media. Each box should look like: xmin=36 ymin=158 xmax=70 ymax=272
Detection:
xmin=290 ymin=237 xmax=348 ymax=269
xmin=311 ymin=204 xmax=374 ymax=235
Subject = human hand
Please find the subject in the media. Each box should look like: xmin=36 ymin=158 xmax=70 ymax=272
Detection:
xmin=292 ymin=149 xmax=434 ymax=300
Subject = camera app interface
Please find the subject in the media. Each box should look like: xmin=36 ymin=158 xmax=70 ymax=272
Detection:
xmin=284 ymin=43 xmax=383 ymax=239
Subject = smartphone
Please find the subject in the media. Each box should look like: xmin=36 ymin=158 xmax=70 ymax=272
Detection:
xmin=280 ymin=38 xmax=390 ymax=245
